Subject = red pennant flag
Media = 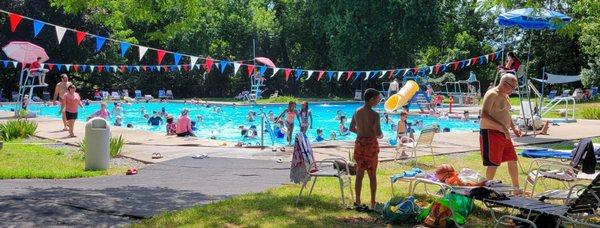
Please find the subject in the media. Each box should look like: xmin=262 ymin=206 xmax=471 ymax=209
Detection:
xmin=434 ymin=64 xmax=441 ymax=74
xmin=141 ymin=66 xmax=147 ymax=72
xmin=317 ymin=71 xmax=325 ymax=81
xmin=73 ymin=64 xmax=80 ymax=72
xmin=203 ymin=58 xmax=213 ymax=73
xmin=162 ymin=65 xmax=168 ymax=72
xmin=452 ymin=61 xmax=459 ymax=71
xmin=490 ymin=53 xmax=496 ymax=62
xmin=470 ymin=57 xmax=478 ymax=66
xmin=8 ymin=13 xmax=23 ymax=32
xmin=246 ymin=65 xmax=255 ymax=76
xmin=345 ymin=71 xmax=353 ymax=81
xmin=119 ymin=66 xmax=126 ymax=73
xmin=47 ymin=64 xmax=55 ymax=71
xmin=75 ymin=30 xmax=86 ymax=46
xmin=182 ymin=64 xmax=189 ymax=72
xmin=156 ymin=50 xmax=166 ymax=64
xmin=386 ymin=70 xmax=393 ymax=79
xmin=284 ymin=68 xmax=292 ymax=81
xmin=97 ymin=65 xmax=104 ymax=73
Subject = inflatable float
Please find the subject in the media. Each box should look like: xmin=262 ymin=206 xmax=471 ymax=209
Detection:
xmin=384 ymin=80 xmax=419 ymax=112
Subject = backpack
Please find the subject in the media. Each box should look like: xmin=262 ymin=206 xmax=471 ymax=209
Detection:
xmin=382 ymin=196 xmax=421 ymax=224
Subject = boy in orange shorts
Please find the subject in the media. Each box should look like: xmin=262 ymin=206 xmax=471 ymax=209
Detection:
xmin=349 ymin=88 xmax=383 ymax=210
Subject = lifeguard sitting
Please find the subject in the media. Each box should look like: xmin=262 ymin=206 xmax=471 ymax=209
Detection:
xmin=28 ymin=57 xmax=49 ymax=86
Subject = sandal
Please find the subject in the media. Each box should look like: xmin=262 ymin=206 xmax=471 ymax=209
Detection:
xmin=126 ymin=167 xmax=138 ymax=175
xmin=353 ymin=203 xmax=369 ymax=212
xmin=151 ymin=153 xmax=163 ymax=159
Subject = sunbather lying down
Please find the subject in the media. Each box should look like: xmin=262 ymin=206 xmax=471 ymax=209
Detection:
xmin=515 ymin=116 xmax=551 ymax=135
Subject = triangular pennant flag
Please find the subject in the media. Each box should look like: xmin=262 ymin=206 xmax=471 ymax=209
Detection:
xmin=219 ymin=61 xmax=228 ymax=74
xmin=119 ymin=66 xmax=126 ymax=73
xmin=317 ymin=71 xmax=325 ymax=81
xmin=394 ymin=69 xmax=403 ymax=78
xmin=485 ymin=54 xmax=490 ymax=62
xmin=55 ymin=26 xmax=67 ymax=44
xmin=190 ymin=56 xmax=199 ymax=68
xmin=120 ymin=42 xmax=131 ymax=57
xmin=284 ymin=68 xmax=292 ymax=81
xmin=95 ymin=36 xmax=106 ymax=52
xmin=33 ymin=20 xmax=45 ymax=37
xmin=173 ymin=53 xmax=182 ymax=65
xmin=479 ymin=56 xmax=485 ymax=65
xmin=73 ymin=64 xmax=80 ymax=72
xmin=326 ymin=71 xmax=334 ymax=81
xmin=65 ymin=64 xmax=71 ymax=71
xmin=353 ymin=71 xmax=362 ymax=81
xmin=170 ymin=65 xmax=177 ymax=72
xmin=270 ymin=67 xmax=280 ymax=78
xmin=2 ymin=61 xmax=8 ymax=68
xmin=434 ymin=64 xmax=440 ymax=74
xmin=56 ymin=64 xmax=62 ymax=71
xmin=47 ymin=64 xmax=55 ymax=71
xmin=203 ymin=58 xmax=214 ymax=73
xmin=345 ymin=71 xmax=353 ymax=81
xmin=12 ymin=61 xmax=18 ymax=68
xmin=470 ymin=57 xmax=478 ymax=66
xmin=295 ymin=69 xmax=303 ymax=81
xmin=112 ymin=65 xmax=118 ymax=72
xmin=75 ymin=30 xmax=86 ymax=46
xmin=378 ymin=70 xmax=387 ymax=79
xmin=363 ymin=71 xmax=371 ymax=81
xmin=138 ymin=46 xmax=148 ymax=60
xmin=182 ymin=64 xmax=189 ymax=72
xmin=148 ymin=66 xmax=154 ymax=72
xmin=306 ymin=70 xmax=314 ymax=80
xmin=259 ymin=66 xmax=267 ymax=76
xmin=429 ymin=66 xmax=434 ymax=75
xmin=89 ymin=65 xmax=95 ymax=72
xmin=162 ymin=65 xmax=169 ymax=72
xmin=127 ymin=66 xmax=134 ymax=72
xmin=388 ymin=70 xmax=394 ymax=79
xmin=156 ymin=49 xmax=166 ymax=64
xmin=104 ymin=65 xmax=110 ymax=72
xmin=412 ymin=67 xmax=419 ymax=75
xmin=135 ymin=66 xmax=141 ymax=72
xmin=246 ymin=65 xmax=255 ymax=76
xmin=403 ymin=69 xmax=411 ymax=77
xmin=336 ymin=71 xmax=344 ymax=81
xmin=8 ymin=13 xmax=23 ymax=32
xmin=141 ymin=65 xmax=148 ymax=72
xmin=452 ymin=61 xmax=459 ymax=71
xmin=97 ymin=65 xmax=104 ymax=73
xmin=490 ymin=53 xmax=496 ymax=62
xmin=175 ymin=65 xmax=180 ymax=71
xmin=233 ymin=62 xmax=241 ymax=75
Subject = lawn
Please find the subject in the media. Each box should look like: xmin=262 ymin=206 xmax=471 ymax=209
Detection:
xmin=136 ymin=138 xmax=600 ymax=227
xmin=0 ymin=140 xmax=127 ymax=179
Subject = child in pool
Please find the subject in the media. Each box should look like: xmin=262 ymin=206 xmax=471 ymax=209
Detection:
xmin=247 ymin=111 xmax=255 ymax=122
xmin=316 ymin=128 xmax=325 ymax=142
xmin=239 ymin=125 xmax=248 ymax=137
xmin=197 ymin=115 xmax=203 ymax=123
xmin=89 ymin=102 xmax=110 ymax=120
xmin=273 ymin=120 xmax=286 ymax=138
xmin=339 ymin=116 xmax=350 ymax=136
xmin=191 ymin=120 xmax=198 ymax=131
xmin=330 ymin=131 xmax=337 ymax=140
xmin=127 ymin=123 xmax=133 ymax=128
xmin=335 ymin=110 xmax=343 ymax=121
xmin=165 ymin=115 xmax=176 ymax=135
xmin=112 ymin=102 xmax=122 ymax=117
xmin=114 ymin=116 xmax=123 ymax=127
xmin=248 ymin=125 xmax=258 ymax=138
xmin=268 ymin=111 xmax=275 ymax=122
xmin=382 ymin=113 xmax=392 ymax=124
xmin=276 ymin=101 xmax=299 ymax=145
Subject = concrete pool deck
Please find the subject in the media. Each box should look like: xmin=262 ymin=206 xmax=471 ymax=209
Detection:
xmin=2 ymin=109 xmax=600 ymax=164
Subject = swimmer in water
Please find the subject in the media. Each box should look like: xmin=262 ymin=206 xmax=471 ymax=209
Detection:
xmin=247 ymin=111 xmax=255 ymax=122
xmin=330 ymin=131 xmax=337 ymax=140
xmin=335 ymin=110 xmax=343 ymax=121
xmin=316 ymin=128 xmax=325 ymax=142
xmin=339 ymin=116 xmax=350 ymax=136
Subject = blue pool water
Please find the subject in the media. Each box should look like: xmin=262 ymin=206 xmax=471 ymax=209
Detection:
xmin=2 ymin=101 xmax=479 ymax=146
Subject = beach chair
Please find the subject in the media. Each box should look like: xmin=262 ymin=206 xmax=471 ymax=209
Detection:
xmin=294 ymin=133 xmax=354 ymax=206
xmin=158 ymin=90 xmax=167 ymax=99
xmin=270 ymin=90 xmax=279 ymax=99
xmin=476 ymin=173 xmax=600 ymax=228
xmin=11 ymin=91 xmax=19 ymax=102
xmin=110 ymin=91 xmax=121 ymax=100
xmin=548 ymin=90 xmax=557 ymax=100
xmin=560 ymin=89 xmax=571 ymax=98
xmin=395 ymin=125 xmax=438 ymax=166
xmin=42 ymin=91 xmax=51 ymax=101
xmin=134 ymin=90 xmax=143 ymax=100
xmin=166 ymin=90 xmax=174 ymax=99
xmin=122 ymin=89 xmax=129 ymax=98
xmin=590 ymin=87 xmax=598 ymax=100
xmin=572 ymin=88 xmax=584 ymax=101
xmin=101 ymin=91 xmax=109 ymax=100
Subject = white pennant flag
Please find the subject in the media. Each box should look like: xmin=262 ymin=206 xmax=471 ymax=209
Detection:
xmin=190 ymin=56 xmax=199 ymax=68
xmin=111 ymin=66 xmax=118 ymax=72
xmin=90 ymin=65 xmax=95 ymax=72
xmin=12 ymin=61 xmax=18 ymax=68
xmin=429 ymin=66 xmax=434 ymax=74
xmin=134 ymin=66 xmax=140 ymax=72
xmin=233 ymin=62 xmax=241 ymax=75
xmin=364 ymin=71 xmax=371 ymax=81
xmin=138 ymin=46 xmax=148 ymax=60
xmin=378 ymin=70 xmax=387 ymax=79
xmin=65 ymin=64 xmax=71 ymax=71
xmin=156 ymin=66 xmax=161 ymax=71
xmin=177 ymin=65 xmax=181 ymax=71
xmin=270 ymin=67 xmax=280 ymax=78
xmin=306 ymin=70 xmax=314 ymax=80
xmin=195 ymin=64 xmax=201 ymax=70
xmin=336 ymin=71 xmax=343 ymax=81
xmin=40 ymin=63 xmax=45 ymax=69
xmin=55 ymin=26 xmax=67 ymax=44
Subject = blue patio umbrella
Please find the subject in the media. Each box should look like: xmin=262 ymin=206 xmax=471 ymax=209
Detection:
xmin=497 ymin=8 xmax=572 ymax=30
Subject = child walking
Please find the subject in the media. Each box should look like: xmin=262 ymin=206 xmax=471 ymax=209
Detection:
xmin=276 ymin=101 xmax=299 ymax=145
xmin=349 ymin=88 xmax=383 ymax=211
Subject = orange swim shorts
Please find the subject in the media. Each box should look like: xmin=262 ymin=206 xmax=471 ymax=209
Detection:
xmin=353 ymin=137 xmax=380 ymax=171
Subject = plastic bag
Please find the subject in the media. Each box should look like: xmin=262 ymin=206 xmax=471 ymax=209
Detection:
xmin=383 ymin=196 xmax=421 ymax=224
xmin=458 ymin=168 xmax=486 ymax=185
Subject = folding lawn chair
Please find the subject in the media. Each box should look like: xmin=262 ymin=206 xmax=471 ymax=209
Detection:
xmin=572 ymin=88 xmax=584 ymax=101
xmin=591 ymin=87 xmax=598 ymax=100
xmin=560 ymin=89 xmax=571 ymax=98
xmin=122 ymin=89 xmax=129 ymax=98
xmin=110 ymin=91 xmax=121 ymax=100
xmin=395 ymin=125 xmax=438 ymax=166
xmin=158 ymin=90 xmax=167 ymax=99
xmin=477 ymin=173 xmax=600 ymax=228
xmin=295 ymin=133 xmax=354 ymax=206
xmin=101 ymin=91 xmax=110 ymax=100
xmin=548 ymin=90 xmax=557 ymax=100
xmin=134 ymin=90 xmax=143 ymax=100
xmin=166 ymin=90 xmax=174 ymax=99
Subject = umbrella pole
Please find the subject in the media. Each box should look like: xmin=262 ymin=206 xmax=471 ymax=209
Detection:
xmin=494 ymin=27 xmax=506 ymax=87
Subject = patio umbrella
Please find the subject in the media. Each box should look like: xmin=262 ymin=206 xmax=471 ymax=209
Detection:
xmin=498 ymin=8 xmax=572 ymax=30
xmin=2 ymin=41 xmax=49 ymax=64
xmin=254 ymin=57 xmax=276 ymax=68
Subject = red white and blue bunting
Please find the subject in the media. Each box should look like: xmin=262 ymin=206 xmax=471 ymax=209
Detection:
xmin=1 ymin=9 xmax=502 ymax=82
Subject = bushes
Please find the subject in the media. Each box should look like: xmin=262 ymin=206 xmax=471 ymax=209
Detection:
xmin=581 ymin=107 xmax=600 ymax=120
xmin=257 ymin=96 xmax=300 ymax=104
xmin=0 ymin=120 xmax=37 ymax=141
xmin=78 ymin=135 xmax=125 ymax=158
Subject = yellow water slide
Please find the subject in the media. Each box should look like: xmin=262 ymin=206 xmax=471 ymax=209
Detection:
xmin=384 ymin=80 xmax=420 ymax=112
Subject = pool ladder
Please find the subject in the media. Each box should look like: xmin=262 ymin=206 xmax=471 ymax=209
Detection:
xmin=260 ymin=112 xmax=276 ymax=147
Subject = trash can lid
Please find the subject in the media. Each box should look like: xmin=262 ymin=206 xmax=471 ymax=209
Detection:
xmin=89 ymin=117 xmax=108 ymax=129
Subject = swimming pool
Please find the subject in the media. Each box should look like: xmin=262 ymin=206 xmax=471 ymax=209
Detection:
xmin=2 ymin=101 xmax=479 ymax=146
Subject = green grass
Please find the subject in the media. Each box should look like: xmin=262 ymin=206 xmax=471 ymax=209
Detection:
xmin=0 ymin=140 xmax=127 ymax=179
xmin=136 ymin=139 xmax=600 ymax=227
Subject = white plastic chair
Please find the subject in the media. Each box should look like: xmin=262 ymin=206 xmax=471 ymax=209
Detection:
xmin=395 ymin=126 xmax=437 ymax=166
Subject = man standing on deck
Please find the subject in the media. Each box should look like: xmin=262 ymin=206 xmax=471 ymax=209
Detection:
xmin=52 ymin=74 xmax=73 ymax=131
xmin=479 ymin=74 xmax=522 ymax=194
xmin=387 ymin=78 xmax=400 ymax=98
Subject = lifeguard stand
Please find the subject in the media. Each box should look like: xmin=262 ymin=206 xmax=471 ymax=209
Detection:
xmin=15 ymin=68 xmax=47 ymax=116
xmin=248 ymin=73 xmax=265 ymax=103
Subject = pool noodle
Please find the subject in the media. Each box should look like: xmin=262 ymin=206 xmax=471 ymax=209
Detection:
xmin=384 ymin=80 xmax=419 ymax=112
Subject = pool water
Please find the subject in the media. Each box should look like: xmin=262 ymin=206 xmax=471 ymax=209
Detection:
xmin=3 ymin=102 xmax=479 ymax=146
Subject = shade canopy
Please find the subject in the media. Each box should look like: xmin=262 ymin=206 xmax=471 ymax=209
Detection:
xmin=497 ymin=8 xmax=571 ymax=30
xmin=532 ymin=73 xmax=580 ymax=84
xmin=2 ymin=41 xmax=49 ymax=63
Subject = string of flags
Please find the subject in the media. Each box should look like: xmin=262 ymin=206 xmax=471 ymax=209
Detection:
xmin=1 ymin=9 xmax=502 ymax=82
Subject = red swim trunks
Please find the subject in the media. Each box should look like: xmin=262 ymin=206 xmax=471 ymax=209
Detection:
xmin=354 ymin=137 xmax=380 ymax=171
xmin=479 ymin=129 xmax=517 ymax=166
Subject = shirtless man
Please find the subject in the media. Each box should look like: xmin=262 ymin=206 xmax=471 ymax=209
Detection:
xmin=480 ymin=74 xmax=522 ymax=194
xmin=387 ymin=78 xmax=400 ymax=98
xmin=350 ymin=88 xmax=383 ymax=210
xmin=52 ymin=74 xmax=73 ymax=131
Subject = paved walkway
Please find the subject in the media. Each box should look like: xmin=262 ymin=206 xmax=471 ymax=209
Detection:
xmin=0 ymin=157 xmax=289 ymax=227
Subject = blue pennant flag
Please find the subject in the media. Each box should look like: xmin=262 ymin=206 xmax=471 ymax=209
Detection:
xmin=149 ymin=66 xmax=155 ymax=72
xmin=460 ymin=60 xmax=467 ymax=69
xmin=126 ymin=66 xmax=133 ymax=72
xmin=259 ymin=66 xmax=267 ymax=76
xmin=370 ymin=71 xmax=379 ymax=79
xmin=326 ymin=71 xmax=334 ymax=81
xmin=3 ymin=61 xmax=9 ymax=68
xmin=173 ymin=53 xmax=182 ymax=65
xmin=104 ymin=65 xmax=111 ymax=72
xmin=170 ymin=65 xmax=178 ymax=72
xmin=33 ymin=20 xmax=45 ymax=37
xmin=479 ymin=56 xmax=485 ymax=65
xmin=56 ymin=64 xmax=62 ymax=71
xmin=120 ymin=42 xmax=131 ymax=57
xmin=219 ymin=61 xmax=228 ymax=74
xmin=81 ymin=65 xmax=89 ymax=72
xmin=295 ymin=69 xmax=303 ymax=81
xmin=353 ymin=71 xmax=362 ymax=82
xmin=95 ymin=36 xmax=106 ymax=52
xmin=393 ymin=69 xmax=402 ymax=77
xmin=440 ymin=64 xmax=447 ymax=73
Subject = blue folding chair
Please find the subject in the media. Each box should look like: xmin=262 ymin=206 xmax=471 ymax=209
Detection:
xmin=158 ymin=90 xmax=167 ymax=99
xmin=591 ymin=87 xmax=598 ymax=100
xmin=134 ymin=90 xmax=143 ymax=100
xmin=548 ymin=90 xmax=557 ymax=99
xmin=560 ymin=89 xmax=571 ymax=98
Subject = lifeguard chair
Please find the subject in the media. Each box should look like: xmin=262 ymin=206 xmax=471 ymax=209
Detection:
xmin=15 ymin=68 xmax=47 ymax=116
xmin=248 ymin=73 xmax=265 ymax=103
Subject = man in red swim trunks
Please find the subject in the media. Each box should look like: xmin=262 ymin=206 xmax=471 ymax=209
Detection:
xmin=350 ymin=88 xmax=383 ymax=210
xmin=480 ymin=74 xmax=522 ymax=193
